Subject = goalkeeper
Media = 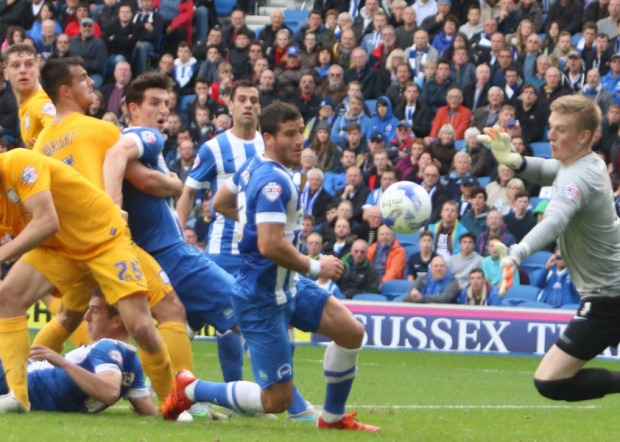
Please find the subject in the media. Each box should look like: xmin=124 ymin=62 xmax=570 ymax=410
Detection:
xmin=479 ymin=95 xmax=620 ymax=403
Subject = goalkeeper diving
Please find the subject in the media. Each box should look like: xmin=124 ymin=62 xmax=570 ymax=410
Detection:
xmin=479 ymin=95 xmax=620 ymax=403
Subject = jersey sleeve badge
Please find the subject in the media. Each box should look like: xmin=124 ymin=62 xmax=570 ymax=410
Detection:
xmin=109 ymin=349 xmax=123 ymax=364
xmin=21 ymin=166 xmax=38 ymax=184
xmin=562 ymin=183 xmax=581 ymax=200
xmin=140 ymin=130 xmax=157 ymax=145
xmin=262 ymin=182 xmax=282 ymax=201
xmin=42 ymin=102 xmax=56 ymax=116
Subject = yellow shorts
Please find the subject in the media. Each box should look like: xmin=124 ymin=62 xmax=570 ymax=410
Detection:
xmin=133 ymin=243 xmax=173 ymax=308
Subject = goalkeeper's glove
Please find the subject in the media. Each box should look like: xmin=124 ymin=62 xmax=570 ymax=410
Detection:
xmin=494 ymin=242 xmax=530 ymax=296
xmin=478 ymin=125 xmax=524 ymax=170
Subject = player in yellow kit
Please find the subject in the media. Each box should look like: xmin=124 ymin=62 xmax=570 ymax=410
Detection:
xmin=2 ymin=44 xmax=55 ymax=149
xmin=31 ymin=57 xmax=193 ymax=401
xmin=0 ymin=149 xmax=173 ymax=413
xmin=3 ymin=43 xmax=91 ymax=348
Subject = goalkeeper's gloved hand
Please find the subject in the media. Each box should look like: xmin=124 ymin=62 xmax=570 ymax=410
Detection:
xmin=494 ymin=242 xmax=530 ymax=296
xmin=477 ymin=125 xmax=523 ymax=170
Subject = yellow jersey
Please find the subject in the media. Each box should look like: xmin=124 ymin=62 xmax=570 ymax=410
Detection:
xmin=0 ymin=149 xmax=126 ymax=259
xmin=33 ymin=113 xmax=121 ymax=189
xmin=19 ymin=88 xmax=56 ymax=149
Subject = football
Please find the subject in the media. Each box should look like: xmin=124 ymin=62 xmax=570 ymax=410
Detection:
xmin=379 ymin=181 xmax=431 ymax=234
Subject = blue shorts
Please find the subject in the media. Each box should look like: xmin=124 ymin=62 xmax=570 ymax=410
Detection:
xmin=153 ymin=243 xmax=236 ymax=332
xmin=206 ymin=252 xmax=242 ymax=277
xmin=232 ymin=276 xmax=330 ymax=388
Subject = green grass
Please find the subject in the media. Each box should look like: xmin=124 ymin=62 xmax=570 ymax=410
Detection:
xmin=3 ymin=340 xmax=620 ymax=441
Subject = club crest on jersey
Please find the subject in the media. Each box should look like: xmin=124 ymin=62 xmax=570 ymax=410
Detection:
xmin=192 ymin=155 xmax=201 ymax=169
xmin=6 ymin=189 xmax=20 ymax=203
xmin=109 ymin=349 xmax=123 ymax=364
xmin=42 ymin=102 xmax=56 ymax=115
xmin=21 ymin=166 xmax=38 ymax=184
xmin=562 ymin=183 xmax=581 ymax=200
xmin=262 ymin=182 xmax=282 ymax=201
xmin=140 ymin=130 xmax=156 ymax=144
xmin=24 ymin=114 xmax=31 ymax=130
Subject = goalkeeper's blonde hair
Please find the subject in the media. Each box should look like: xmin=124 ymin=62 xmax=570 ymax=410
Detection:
xmin=549 ymin=96 xmax=601 ymax=146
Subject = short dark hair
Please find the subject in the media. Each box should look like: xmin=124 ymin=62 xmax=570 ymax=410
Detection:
xmin=303 ymin=214 xmax=315 ymax=223
xmin=460 ymin=232 xmax=477 ymax=242
xmin=420 ymin=230 xmax=434 ymax=241
xmin=195 ymin=76 xmax=209 ymax=86
xmin=259 ymin=101 xmax=302 ymax=136
xmin=40 ymin=56 xmax=86 ymax=103
xmin=515 ymin=191 xmax=530 ymax=200
xmin=470 ymin=186 xmax=487 ymax=200
xmin=230 ymin=79 xmax=259 ymax=102
xmin=469 ymin=268 xmax=484 ymax=277
xmin=346 ymin=122 xmax=362 ymax=133
xmin=519 ymin=83 xmax=537 ymax=95
xmin=125 ymin=72 xmax=173 ymax=108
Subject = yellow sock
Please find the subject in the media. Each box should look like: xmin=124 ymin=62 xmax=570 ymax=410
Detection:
xmin=0 ymin=316 xmax=30 ymax=408
xmin=47 ymin=297 xmax=62 ymax=316
xmin=68 ymin=321 xmax=92 ymax=348
xmin=138 ymin=343 xmax=173 ymax=406
xmin=158 ymin=321 xmax=193 ymax=374
xmin=32 ymin=317 xmax=69 ymax=353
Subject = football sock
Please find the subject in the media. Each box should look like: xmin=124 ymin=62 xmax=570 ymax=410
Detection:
xmin=138 ymin=343 xmax=174 ymax=405
xmin=287 ymin=385 xmax=309 ymax=414
xmin=189 ymin=379 xmax=265 ymax=413
xmin=45 ymin=298 xmax=91 ymax=348
xmin=158 ymin=321 xmax=193 ymax=373
xmin=0 ymin=316 xmax=30 ymax=408
xmin=216 ymin=330 xmax=243 ymax=382
xmin=32 ymin=317 xmax=69 ymax=352
xmin=322 ymin=342 xmax=360 ymax=423
xmin=534 ymin=368 xmax=620 ymax=401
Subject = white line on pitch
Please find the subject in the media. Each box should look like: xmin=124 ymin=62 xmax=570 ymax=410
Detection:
xmin=350 ymin=405 xmax=599 ymax=409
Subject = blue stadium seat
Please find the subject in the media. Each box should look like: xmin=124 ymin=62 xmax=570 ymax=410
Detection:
xmin=571 ymin=33 xmax=583 ymax=46
xmin=366 ymin=99 xmax=378 ymax=116
xmin=402 ymin=244 xmax=421 ymax=258
xmin=531 ymin=142 xmax=551 ymax=159
xmin=381 ymin=279 xmax=411 ymax=300
xmin=523 ymin=251 xmax=553 ymax=267
xmin=391 ymin=294 xmax=405 ymax=302
xmin=352 ymin=293 xmax=389 ymax=302
xmin=179 ymin=94 xmax=197 ymax=113
xmin=284 ymin=9 xmax=310 ymax=33
xmin=529 ymin=196 xmax=548 ymax=209
xmin=502 ymin=299 xmax=554 ymax=308
xmin=522 ymin=251 xmax=553 ymax=287
xmin=395 ymin=230 xmax=420 ymax=246
xmin=503 ymin=284 xmax=541 ymax=302
xmin=214 ymin=0 xmax=237 ymax=16
xmin=454 ymin=139 xmax=466 ymax=150
xmin=560 ymin=303 xmax=580 ymax=310
xmin=477 ymin=176 xmax=491 ymax=188
xmin=255 ymin=26 xmax=264 ymax=39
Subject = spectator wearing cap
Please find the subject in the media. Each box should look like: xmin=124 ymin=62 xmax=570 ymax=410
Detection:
xmin=394 ymin=81 xmax=433 ymax=138
xmin=331 ymin=94 xmax=372 ymax=144
xmin=274 ymin=45 xmax=303 ymax=97
xmin=70 ymin=17 xmax=107 ymax=89
xmin=577 ymin=69 xmax=614 ymax=115
xmin=455 ymin=176 xmax=478 ymax=218
xmin=515 ymin=83 xmax=546 ymax=142
xmin=290 ymin=72 xmax=322 ymax=124
xmin=505 ymin=119 xmax=522 ymax=139
xmin=420 ymin=0 xmax=451 ymax=41
xmin=65 ymin=3 xmax=102 ymax=38
xmin=446 ymin=151 xmax=475 ymax=201
xmin=429 ymin=87 xmax=471 ymax=140
xmin=470 ymin=86 xmax=504 ymax=131
xmin=304 ymin=98 xmax=336 ymax=145
xmin=602 ymin=52 xmax=620 ymax=93
xmin=420 ymin=59 xmax=454 ymax=114
xmin=389 ymin=120 xmax=415 ymax=156
xmin=344 ymin=48 xmax=378 ymax=99
xmin=316 ymin=64 xmax=349 ymax=107
xmin=366 ymin=96 xmax=400 ymax=143
xmin=293 ymin=10 xmax=327 ymax=46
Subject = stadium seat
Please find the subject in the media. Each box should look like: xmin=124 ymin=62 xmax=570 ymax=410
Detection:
xmin=503 ymin=284 xmax=541 ymax=302
xmin=454 ymin=139 xmax=466 ymax=150
xmin=543 ymin=125 xmax=549 ymax=141
xmin=381 ymin=279 xmax=411 ymax=300
xmin=523 ymin=251 xmax=553 ymax=267
xmin=477 ymin=176 xmax=491 ymax=188
xmin=254 ymin=26 xmax=264 ymax=39
xmin=571 ymin=33 xmax=583 ymax=46
xmin=391 ymin=294 xmax=405 ymax=302
xmin=502 ymin=299 xmax=554 ymax=308
xmin=560 ymin=303 xmax=580 ymax=310
xmin=531 ymin=142 xmax=551 ymax=159
xmin=214 ymin=0 xmax=237 ymax=16
xmin=353 ymin=293 xmax=389 ymax=302
xmin=284 ymin=9 xmax=310 ymax=33
xmin=366 ymin=99 xmax=378 ymax=116
xmin=521 ymin=251 xmax=552 ymax=287
xmin=179 ymin=94 xmax=196 ymax=113
xmin=395 ymin=230 xmax=420 ymax=246
xmin=529 ymin=196 xmax=548 ymax=209
xmin=402 ymin=244 xmax=421 ymax=258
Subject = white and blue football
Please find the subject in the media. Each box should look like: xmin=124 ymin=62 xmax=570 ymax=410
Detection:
xmin=379 ymin=182 xmax=431 ymax=234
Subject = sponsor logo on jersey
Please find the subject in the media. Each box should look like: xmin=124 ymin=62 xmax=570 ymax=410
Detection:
xmin=21 ymin=166 xmax=38 ymax=184
xmin=6 ymin=189 xmax=20 ymax=203
xmin=109 ymin=349 xmax=123 ymax=364
xmin=140 ymin=130 xmax=157 ymax=145
xmin=24 ymin=114 xmax=31 ymax=130
xmin=42 ymin=102 xmax=56 ymax=115
xmin=158 ymin=270 xmax=171 ymax=285
xmin=562 ymin=183 xmax=581 ymax=200
xmin=262 ymin=182 xmax=282 ymax=201
xmin=277 ymin=363 xmax=292 ymax=379
xmin=122 ymin=371 xmax=135 ymax=387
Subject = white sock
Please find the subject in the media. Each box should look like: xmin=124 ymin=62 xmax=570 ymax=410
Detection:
xmin=227 ymin=381 xmax=265 ymax=413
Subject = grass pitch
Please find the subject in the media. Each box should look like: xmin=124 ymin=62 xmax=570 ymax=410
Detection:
xmin=2 ymin=340 xmax=620 ymax=442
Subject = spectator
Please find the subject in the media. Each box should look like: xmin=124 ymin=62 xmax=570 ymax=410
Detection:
xmin=184 ymin=226 xmax=200 ymax=250
xmin=360 ymin=11 xmax=388 ymax=55
xmin=537 ymin=66 xmax=573 ymax=117
xmin=333 ymin=165 xmax=371 ymax=223
xmin=358 ymin=132 xmax=387 ymax=178
xmin=420 ymin=59 xmax=453 ymax=114
xmin=492 ymin=177 xmax=526 ymax=214
xmin=431 ymin=14 xmax=459 ymax=56
xmin=169 ymin=139 xmax=195 ymax=184
xmin=65 ymin=2 xmax=101 ymax=38
xmin=403 ymin=255 xmax=460 ymax=303
xmin=273 ymin=45 xmax=303 ymax=97
xmin=395 ymin=6 xmax=418 ymax=50
xmin=421 ymin=163 xmax=451 ymax=223
xmin=516 ymin=33 xmax=543 ymax=81
xmin=344 ymin=48 xmax=378 ymax=100
xmin=535 ymin=247 xmax=581 ymax=308
xmin=304 ymin=98 xmax=336 ymax=145
xmin=339 ymin=239 xmax=382 ymax=298
xmin=459 ymin=4 xmax=483 ymax=38
xmin=325 ymin=149 xmax=357 ymax=195
xmin=447 ymin=157 xmax=476 ymax=204
xmin=331 ymin=94 xmax=371 ymax=144
xmin=34 ymin=19 xmax=58 ymax=60
xmin=221 ymin=9 xmax=250 ymax=49
xmin=462 ymin=63 xmax=491 ymax=110
xmin=450 ymin=46 xmax=476 ymax=89
xmin=293 ymin=10 xmax=327 ymax=46
xmin=173 ymin=42 xmax=198 ymax=96
xmin=27 ymin=2 xmax=62 ymax=43
xmin=288 ymin=72 xmax=321 ymax=125
xmin=585 ymin=33 xmax=613 ymax=76
xmin=491 ymin=47 xmax=515 ymax=87
xmin=475 ymin=209 xmax=516 ymax=256
xmin=0 ymin=0 xmax=33 ymax=43
xmin=384 ymin=62 xmax=411 ymax=106
xmin=305 ymin=231 xmax=325 ymax=261
xmin=545 ymin=0 xmax=583 ymax=34
xmin=308 ymin=122 xmax=341 ymax=172
xmin=367 ymin=224 xmax=406 ymax=282
xmin=69 ymin=18 xmax=107 ymax=88
xmin=354 ymin=0 xmax=382 ymax=37
xmin=457 ymin=268 xmax=502 ymax=305
xmin=486 ymin=163 xmax=514 ymax=206
xmin=420 ymin=0 xmax=451 ymax=41
xmin=470 ymin=86 xmax=504 ymax=131
xmin=0 ymin=76 xmax=18 ymax=141
xmin=389 ymin=120 xmax=415 ymax=157
xmin=448 ymin=233 xmax=483 ymax=289
xmin=515 ymin=83 xmax=547 ymax=142
xmin=301 ymin=168 xmax=333 ymax=225
xmin=364 ymin=166 xmax=399 ymax=207
xmin=578 ymin=69 xmax=614 ymax=115
xmin=333 ymin=28 xmax=357 ymax=69
xmin=352 ymin=205 xmax=383 ymax=245
xmin=316 ymin=64 xmax=348 ymax=107
xmin=427 ymin=200 xmax=468 ymax=260
xmin=464 ymin=127 xmax=497 ymax=178
xmin=563 ymin=51 xmax=586 ymax=92
xmin=427 ymin=124 xmax=457 ymax=175
xmin=189 ymin=105 xmax=214 ymax=144
xmin=249 ymin=55 xmax=268 ymax=85
xmin=406 ymin=230 xmax=437 ymax=281
xmin=293 ymin=148 xmax=317 ymax=191
xmin=461 ymin=186 xmax=491 ymax=236
xmin=406 ymin=29 xmax=439 ymax=84
xmin=86 ymin=90 xmax=106 ymax=119
xmin=503 ymin=191 xmax=536 ymax=242
xmin=366 ymin=96 xmax=399 ymax=141
xmin=59 ymin=0 xmax=80 ymax=30
xmin=470 ymin=19 xmax=498 ymax=62
xmin=258 ymin=69 xmax=282 ymax=109
xmin=257 ymin=9 xmax=292 ymax=49
xmin=598 ymin=0 xmax=620 ymax=38
xmin=100 ymin=60 xmax=131 ymax=116
xmin=584 ymin=0 xmax=610 ymax=27
xmin=227 ymin=29 xmax=253 ymax=81
xmin=601 ymin=104 xmax=620 ymax=158
xmin=481 ymin=235 xmax=520 ymax=286
xmin=209 ymin=62 xmax=233 ymax=105
xmin=393 ymin=82 xmax=432 ymax=138
xmin=94 ymin=0 xmax=119 ymax=35
xmin=429 ymin=87 xmax=471 ymax=139
xmin=155 ymin=0 xmax=193 ymax=55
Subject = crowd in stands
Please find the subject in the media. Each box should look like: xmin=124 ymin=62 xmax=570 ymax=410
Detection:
xmin=3 ymin=0 xmax=616 ymax=308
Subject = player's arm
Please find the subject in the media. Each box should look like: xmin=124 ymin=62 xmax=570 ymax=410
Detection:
xmin=176 ymin=185 xmax=200 ymax=228
xmin=124 ymin=161 xmax=183 ymax=199
xmin=128 ymin=395 xmax=158 ymax=416
xmin=29 ymin=345 xmax=122 ymax=406
xmin=212 ymin=181 xmax=239 ymax=221
xmin=257 ymin=222 xmax=344 ymax=280
xmin=0 ymin=191 xmax=60 ymax=263
xmin=103 ymin=135 xmax=143 ymax=205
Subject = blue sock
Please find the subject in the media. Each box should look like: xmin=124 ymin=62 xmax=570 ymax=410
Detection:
xmin=322 ymin=342 xmax=359 ymax=417
xmin=191 ymin=380 xmax=264 ymax=414
xmin=216 ymin=330 xmax=243 ymax=382
xmin=194 ymin=380 xmax=232 ymax=408
xmin=287 ymin=385 xmax=308 ymax=414
xmin=324 ymin=370 xmax=355 ymax=415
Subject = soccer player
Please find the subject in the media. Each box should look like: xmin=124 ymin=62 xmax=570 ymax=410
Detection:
xmin=163 ymin=102 xmax=380 ymax=432
xmin=3 ymin=44 xmax=56 ymax=149
xmin=32 ymin=57 xmax=188 ymax=406
xmin=0 ymin=149 xmax=172 ymax=414
xmin=480 ymin=95 xmax=620 ymax=403
xmin=0 ymin=291 xmax=157 ymax=415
